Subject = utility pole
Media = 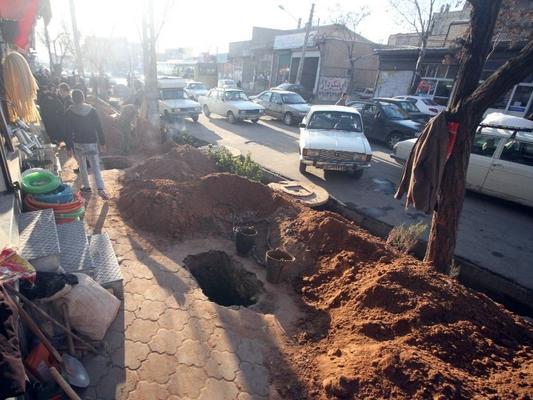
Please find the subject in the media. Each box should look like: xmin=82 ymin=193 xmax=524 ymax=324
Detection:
xmin=142 ymin=0 xmax=160 ymax=139
xmin=295 ymin=3 xmax=314 ymax=85
xmin=68 ymin=0 xmax=84 ymax=76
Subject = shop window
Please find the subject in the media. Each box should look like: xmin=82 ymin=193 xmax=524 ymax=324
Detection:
xmin=446 ymin=65 xmax=459 ymax=79
xmin=425 ymin=64 xmax=438 ymax=78
xmin=434 ymin=80 xmax=453 ymax=99
xmin=416 ymin=79 xmax=436 ymax=96
xmin=436 ymin=65 xmax=448 ymax=78
xmin=508 ymin=85 xmax=533 ymax=112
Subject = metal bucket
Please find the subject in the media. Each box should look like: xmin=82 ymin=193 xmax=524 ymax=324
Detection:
xmin=265 ymin=248 xmax=295 ymax=284
xmin=233 ymin=226 xmax=257 ymax=256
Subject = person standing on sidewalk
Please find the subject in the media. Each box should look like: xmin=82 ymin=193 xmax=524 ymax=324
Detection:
xmin=65 ymin=89 xmax=109 ymax=200
xmin=335 ymin=92 xmax=348 ymax=106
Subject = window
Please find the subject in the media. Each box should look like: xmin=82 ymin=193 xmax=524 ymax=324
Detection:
xmin=508 ymin=85 xmax=533 ymax=112
xmin=160 ymin=88 xmax=186 ymax=100
xmin=380 ymin=103 xmax=408 ymax=120
xmin=307 ymin=111 xmax=363 ymax=132
xmin=500 ymin=139 xmax=533 ymax=166
xmin=224 ymin=91 xmax=248 ymax=101
xmin=281 ymin=93 xmax=306 ymax=104
xmin=471 ymin=134 xmax=499 ymax=157
xmin=271 ymin=92 xmax=282 ymax=104
xmin=208 ymin=89 xmax=218 ymax=98
xmin=435 ymin=80 xmax=454 ymax=99
xmin=361 ymin=103 xmax=377 ymax=115
xmin=397 ymin=101 xmax=420 ymax=113
xmin=258 ymin=91 xmax=271 ymax=101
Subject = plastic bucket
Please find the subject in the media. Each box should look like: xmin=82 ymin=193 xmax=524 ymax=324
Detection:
xmin=265 ymin=248 xmax=295 ymax=284
xmin=234 ymin=226 xmax=257 ymax=256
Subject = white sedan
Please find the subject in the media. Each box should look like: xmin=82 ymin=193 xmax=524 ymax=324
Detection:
xmin=391 ymin=113 xmax=533 ymax=207
xmin=299 ymin=105 xmax=372 ymax=179
xmin=393 ymin=95 xmax=446 ymax=116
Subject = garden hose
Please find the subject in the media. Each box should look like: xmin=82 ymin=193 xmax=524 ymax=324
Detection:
xmin=21 ymin=170 xmax=61 ymax=194
xmin=54 ymin=207 xmax=85 ymax=219
xmin=33 ymin=184 xmax=74 ymax=204
xmin=25 ymin=193 xmax=84 ymax=213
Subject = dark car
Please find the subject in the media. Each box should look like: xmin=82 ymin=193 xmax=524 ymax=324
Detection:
xmin=373 ymin=97 xmax=430 ymax=124
xmin=349 ymin=100 xmax=422 ymax=148
xmin=272 ymin=83 xmax=314 ymax=102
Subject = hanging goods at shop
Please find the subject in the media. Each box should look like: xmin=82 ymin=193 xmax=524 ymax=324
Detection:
xmin=3 ymin=51 xmax=40 ymax=123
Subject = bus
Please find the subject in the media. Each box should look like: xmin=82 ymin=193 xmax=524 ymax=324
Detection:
xmin=157 ymin=60 xmax=217 ymax=88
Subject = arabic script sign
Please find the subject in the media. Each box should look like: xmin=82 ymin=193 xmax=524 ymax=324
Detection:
xmin=317 ymin=77 xmax=348 ymax=101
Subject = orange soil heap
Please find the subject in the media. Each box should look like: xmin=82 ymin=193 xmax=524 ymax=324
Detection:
xmin=118 ymin=145 xmax=533 ymax=399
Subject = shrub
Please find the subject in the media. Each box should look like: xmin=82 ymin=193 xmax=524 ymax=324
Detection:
xmin=207 ymin=145 xmax=263 ymax=181
xmin=386 ymin=222 xmax=427 ymax=254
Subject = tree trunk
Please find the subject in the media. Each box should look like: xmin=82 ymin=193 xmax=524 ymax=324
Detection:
xmin=408 ymin=36 xmax=427 ymax=95
xmin=425 ymin=0 xmax=506 ymax=272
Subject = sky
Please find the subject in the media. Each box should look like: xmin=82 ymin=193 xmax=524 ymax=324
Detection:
xmin=36 ymin=0 xmax=431 ymax=62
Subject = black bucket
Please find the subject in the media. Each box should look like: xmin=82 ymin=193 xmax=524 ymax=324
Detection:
xmin=234 ymin=226 xmax=257 ymax=256
xmin=265 ymin=248 xmax=295 ymax=284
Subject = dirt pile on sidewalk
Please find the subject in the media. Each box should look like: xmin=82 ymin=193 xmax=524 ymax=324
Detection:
xmin=90 ymin=98 xmax=123 ymax=152
xmin=119 ymin=173 xmax=297 ymax=239
xmin=275 ymin=209 xmax=533 ymax=399
xmin=125 ymin=145 xmax=217 ymax=182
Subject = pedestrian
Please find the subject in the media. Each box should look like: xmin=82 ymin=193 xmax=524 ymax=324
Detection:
xmin=57 ymin=82 xmax=73 ymax=111
xmin=335 ymin=92 xmax=348 ymax=106
xmin=118 ymin=103 xmax=137 ymax=155
xmin=65 ymin=89 xmax=109 ymax=200
xmin=36 ymin=84 xmax=64 ymax=144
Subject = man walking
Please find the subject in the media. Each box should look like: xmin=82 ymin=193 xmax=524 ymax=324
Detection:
xmin=335 ymin=92 xmax=348 ymax=106
xmin=65 ymin=90 xmax=109 ymax=200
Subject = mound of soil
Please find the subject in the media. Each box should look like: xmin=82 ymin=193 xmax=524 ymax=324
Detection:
xmin=275 ymin=209 xmax=533 ymax=399
xmin=125 ymin=145 xmax=217 ymax=182
xmin=119 ymin=173 xmax=298 ymax=239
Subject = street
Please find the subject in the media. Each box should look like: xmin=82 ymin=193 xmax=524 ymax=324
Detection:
xmin=186 ymin=114 xmax=533 ymax=291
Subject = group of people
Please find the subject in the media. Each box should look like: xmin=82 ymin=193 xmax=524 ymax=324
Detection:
xmin=35 ymin=73 xmax=109 ymax=200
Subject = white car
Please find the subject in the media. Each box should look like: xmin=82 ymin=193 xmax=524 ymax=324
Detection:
xmin=299 ymin=105 xmax=372 ymax=178
xmin=184 ymin=82 xmax=209 ymax=101
xmin=393 ymin=95 xmax=446 ymax=116
xmin=198 ymin=88 xmax=265 ymax=123
xmin=391 ymin=113 xmax=533 ymax=207
xmin=217 ymin=79 xmax=238 ymax=89
xmin=158 ymin=78 xmax=201 ymax=122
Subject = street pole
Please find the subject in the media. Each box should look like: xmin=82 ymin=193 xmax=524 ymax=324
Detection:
xmin=295 ymin=3 xmax=314 ymax=85
xmin=68 ymin=0 xmax=84 ymax=76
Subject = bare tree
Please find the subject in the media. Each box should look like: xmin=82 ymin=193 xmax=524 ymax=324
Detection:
xmin=37 ymin=21 xmax=73 ymax=76
xmin=389 ymin=0 xmax=452 ymax=94
xmin=328 ymin=5 xmax=371 ymax=93
xmin=405 ymin=0 xmax=533 ymax=271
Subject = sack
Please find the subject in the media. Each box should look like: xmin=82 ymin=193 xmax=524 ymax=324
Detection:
xmin=59 ymin=273 xmax=120 ymax=341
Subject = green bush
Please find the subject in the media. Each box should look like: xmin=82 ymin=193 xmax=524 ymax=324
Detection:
xmin=207 ymin=146 xmax=263 ymax=181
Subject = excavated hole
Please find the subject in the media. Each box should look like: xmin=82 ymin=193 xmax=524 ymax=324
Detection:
xmin=101 ymin=156 xmax=132 ymax=170
xmin=184 ymin=250 xmax=263 ymax=307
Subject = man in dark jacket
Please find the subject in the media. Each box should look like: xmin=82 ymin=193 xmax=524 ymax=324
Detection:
xmin=58 ymin=83 xmax=73 ymax=111
xmin=65 ymin=90 xmax=108 ymax=200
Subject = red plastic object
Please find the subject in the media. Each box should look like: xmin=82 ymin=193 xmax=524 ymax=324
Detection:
xmin=24 ymin=342 xmax=58 ymax=382
xmin=447 ymin=121 xmax=459 ymax=159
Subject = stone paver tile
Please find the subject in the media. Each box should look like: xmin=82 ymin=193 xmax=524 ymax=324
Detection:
xmin=236 ymin=338 xmax=265 ymax=365
xmin=124 ymin=310 xmax=136 ymax=328
xmin=165 ymin=294 xmax=186 ymax=310
xmin=204 ymin=350 xmax=240 ymax=381
xmin=120 ymin=340 xmax=150 ymax=370
xmin=237 ymin=393 xmax=267 ymax=400
xmin=123 ymin=293 xmax=144 ymax=313
xmin=167 ymin=364 xmax=208 ymax=398
xmin=124 ymin=277 xmax=153 ymax=296
xmin=137 ymin=352 xmax=177 ymax=384
xmin=208 ymin=326 xmax=243 ymax=353
xmin=116 ymin=368 xmax=139 ymax=399
xmin=158 ymin=308 xmax=190 ymax=331
xmin=190 ymin=298 xmax=219 ymax=320
xmin=127 ymin=318 xmax=160 ymax=343
xmin=197 ymin=378 xmax=239 ymax=400
xmin=176 ymin=339 xmax=210 ymax=368
xmin=149 ymin=328 xmax=180 ymax=355
xmin=235 ymin=362 xmax=270 ymax=397
xmin=180 ymin=316 xmax=215 ymax=342
xmin=143 ymin=284 xmax=170 ymax=302
xmin=128 ymin=380 xmax=169 ymax=400
xmin=135 ymin=300 xmax=167 ymax=321
xmin=125 ymin=261 xmax=156 ymax=280
xmin=153 ymin=269 xmax=191 ymax=292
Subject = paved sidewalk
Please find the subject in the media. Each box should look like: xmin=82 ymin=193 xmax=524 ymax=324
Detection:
xmin=78 ymin=183 xmax=290 ymax=399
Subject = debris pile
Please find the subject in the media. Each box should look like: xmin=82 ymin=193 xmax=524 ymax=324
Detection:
xmin=119 ymin=173 xmax=296 ymax=239
xmin=275 ymin=210 xmax=533 ymax=399
xmin=124 ymin=145 xmax=217 ymax=182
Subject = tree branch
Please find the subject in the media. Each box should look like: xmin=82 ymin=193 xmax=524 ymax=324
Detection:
xmin=467 ymin=39 xmax=533 ymax=116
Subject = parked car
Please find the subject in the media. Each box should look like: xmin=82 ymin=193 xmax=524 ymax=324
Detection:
xmin=272 ymin=83 xmax=314 ymax=102
xmin=217 ymin=79 xmax=238 ymax=89
xmin=393 ymin=95 xmax=446 ymax=116
xmin=158 ymin=77 xmax=201 ymax=122
xmin=298 ymin=105 xmax=372 ymax=178
xmin=349 ymin=100 xmax=422 ymax=148
xmin=373 ymin=97 xmax=430 ymax=124
xmin=198 ymin=88 xmax=265 ymax=123
xmin=184 ymin=82 xmax=209 ymax=101
xmin=352 ymin=87 xmax=374 ymax=100
xmin=391 ymin=113 xmax=533 ymax=207
xmin=252 ymin=90 xmax=310 ymax=125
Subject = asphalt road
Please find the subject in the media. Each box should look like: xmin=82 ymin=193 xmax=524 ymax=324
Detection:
xmin=184 ymin=114 xmax=533 ymax=291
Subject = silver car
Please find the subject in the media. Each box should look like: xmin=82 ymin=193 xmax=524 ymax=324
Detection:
xmin=253 ymin=90 xmax=310 ymax=125
xmin=198 ymin=88 xmax=265 ymax=123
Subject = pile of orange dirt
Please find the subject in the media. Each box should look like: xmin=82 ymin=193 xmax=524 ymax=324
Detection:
xmin=119 ymin=173 xmax=298 ymax=239
xmin=124 ymin=145 xmax=217 ymax=182
xmin=272 ymin=210 xmax=533 ymax=399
